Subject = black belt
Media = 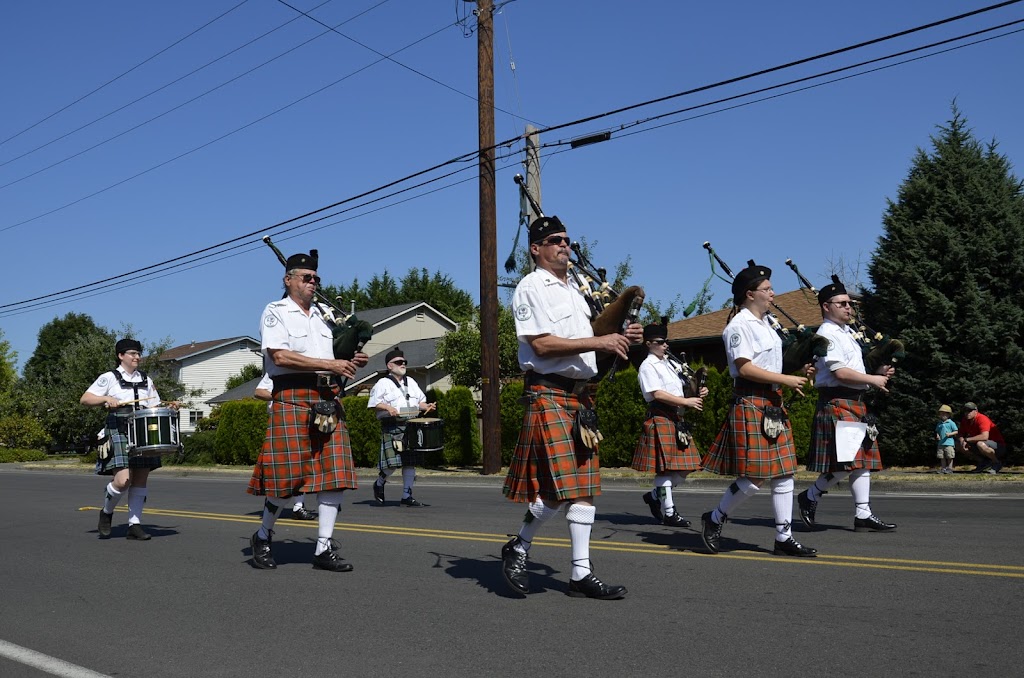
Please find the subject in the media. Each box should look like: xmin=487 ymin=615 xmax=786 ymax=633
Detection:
xmin=733 ymin=378 xmax=778 ymax=396
xmin=273 ymin=373 xmax=337 ymax=391
xmin=525 ymin=372 xmax=589 ymax=395
xmin=818 ymin=386 xmax=868 ymax=401
xmin=648 ymin=403 xmax=680 ymax=419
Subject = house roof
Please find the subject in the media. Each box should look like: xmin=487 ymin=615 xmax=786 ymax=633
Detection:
xmin=207 ymin=377 xmax=261 ymax=404
xmin=347 ymin=336 xmax=442 ymax=389
xmin=355 ymin=301 xmax=457 ymax=328
xmin=159 ymin=336 xmax=259 ymax=362
xmin=667 ymin=289 xmax=822 ymax=341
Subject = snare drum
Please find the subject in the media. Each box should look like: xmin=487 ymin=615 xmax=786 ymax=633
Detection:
xmin=404 ymin=418 xmax=444 ymax=453
xmin=127 ymin=407 xmax=182 ymax=457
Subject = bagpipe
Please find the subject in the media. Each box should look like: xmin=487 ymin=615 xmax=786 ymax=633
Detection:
xmin=703 ymin=241 xmax=828 ymax=374
xmin=262 ymin=236 xmax=373 ymax=366
xmin=785 ymin=259 xmax=905 ymax=373
xmin=513 ymin=174 xmax=644 ymax=381
xmin=665 ymin=345 xmax=708 ymax=399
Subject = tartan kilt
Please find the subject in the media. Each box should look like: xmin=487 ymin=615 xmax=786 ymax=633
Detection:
xmin=96 ymin=411 xmax=161 ymax=475
xmin=806 ymin=397 xmax=883 ymax=472
xmin=247 ymin=387 xmax=357 ymax=497
xmin=378 ymin=423 xmax=425 ymax=470
xmin=631 ymin=414 xmax=702 ymax=473
xmin=503 ymin=384 xmax=600 ymax=503
xmin=702 ymin=391 xmax=798 ymax=480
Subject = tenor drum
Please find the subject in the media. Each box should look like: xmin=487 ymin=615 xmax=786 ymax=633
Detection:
xmin=404 ymin=418 xmax=444 ymax=453
xmin=127 ymin=407 xmax=182 ymax=457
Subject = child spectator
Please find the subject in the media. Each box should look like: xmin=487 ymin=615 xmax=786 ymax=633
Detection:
xmin=935 ymin=405 xmax=958 ymax=474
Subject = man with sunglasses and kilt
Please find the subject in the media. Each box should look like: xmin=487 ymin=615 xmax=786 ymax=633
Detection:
xmin=633 ymin=319 xmax=707 ymax=528
xmin=699 ymin=263 xmax=819 ymax=557
xmin=501 ymin=216 xmax=642 ymax=600
xmin=247 ymin=251 xmax=368 ymax=572
xmin=796 ymin=279 xmax=897 ymax=533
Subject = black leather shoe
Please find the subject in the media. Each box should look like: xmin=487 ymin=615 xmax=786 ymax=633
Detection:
xmin=312 ymin=544 xmax=353 ymax=572
xmin=701 ymin=511 xmax=724 ymax=554
xmin=642 ymin=492 xmax=663 ymax=522
xmin=291 ymin=506 xmax=316 ymax=521
xmin=250 ymin=531 xmax=277 ymax=570
xmin=501 ymin=536 xmax=529 ymax=596
xmin=373 ymin=482 xmax=385 ymax=505
xmin=773 ymin=537 xmax=817 ymax=557
xmin=797 ymin=489 xmax=819 ymax=529
xmin=98 ymin=510 xmax=113 ymax=538
xmin=662 ymin=511 xmax=691 ymax=528
xmin=567 ymin=573 xmax=628 ymax=600
xmin=854 ymin=515 xmax=897 ymax=532
xmin=126 ymin=524 xmax=151 ymax=541
xmin=400 ymin=496 xmax=424 ymax=507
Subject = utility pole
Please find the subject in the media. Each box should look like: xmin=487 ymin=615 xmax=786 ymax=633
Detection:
xmin=524 ymin=125 xmax=541 ymax=224
xmin=471 ymin=0 xmax=501 ymax=475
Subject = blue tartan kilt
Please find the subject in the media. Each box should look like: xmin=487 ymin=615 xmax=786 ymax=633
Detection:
xmin=96 ymin=411 xmax=161 ymax=475
xmin=806 ymin=397 xmax=883 ymax=472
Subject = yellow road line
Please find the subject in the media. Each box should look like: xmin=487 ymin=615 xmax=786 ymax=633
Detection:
xmin=79 ymin=506 xmax=1024 ymax=578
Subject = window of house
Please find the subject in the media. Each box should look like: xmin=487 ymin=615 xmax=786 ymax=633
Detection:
xmin=189 ymin=411 xmax=204 ymax=427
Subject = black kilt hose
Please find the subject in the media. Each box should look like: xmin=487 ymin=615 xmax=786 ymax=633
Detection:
xmin=806 ymin=396 xmax=883 ymax=473
xmin=503 ymin=384 xmax=600 ymax=504
xmin=96 ymin=410 xmax=161 ymax=475
xmin=702 ymin=387 xmax=798 ymax=480
xmin=631 ymin=405 xmax=702 ymax=474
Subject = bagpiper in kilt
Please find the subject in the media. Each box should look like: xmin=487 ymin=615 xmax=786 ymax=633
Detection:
xmin=632 ymin=319 xmax=706 ymax=528
xmin=698 ymin=262 xmax=818 ymax=558
xmin=499 ymin=214 xmax=640 ymax=600
xmin=796 ymin=278 xmax=897 ymax=534
xmin=247 ymin=249 xmax=369 ymax=573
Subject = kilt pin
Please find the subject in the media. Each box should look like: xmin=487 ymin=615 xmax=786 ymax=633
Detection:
xmin=631 ymin=412 xmax=702 ymax=474
xmin=503 ymin=384 xmax=600 ymax=503
xmin=806 ymin=397 xmax=883 ymax=473
xmin=247 ymin=385 xmax=357 ymax=498
xmin=702 ymin=389 xmax=798 ymax=480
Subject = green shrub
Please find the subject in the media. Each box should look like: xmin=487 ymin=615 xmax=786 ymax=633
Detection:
xmin=499 ymin=381 xmax=525 ymax=465
xmin=176 ymin=430 xmax=218 ymax=465
xmin=0 ymin=414 xmax=51 ymax=450
xmin=437 ymin=386 xmax=481 ymax=466
xmin=783 ymin=383 xmax=818 ymax=464
xmin=343 ymin=395 xmax=380 ymax=468
xmin=0 ymin=448 xmax=48 ymax=463
xmin=593 ymin=366 xmax=646 ymax=467
xmin=214 ymin=400 xmax=268 ymax=465
xmin=688 ymin=363 xmax=733 ymax=454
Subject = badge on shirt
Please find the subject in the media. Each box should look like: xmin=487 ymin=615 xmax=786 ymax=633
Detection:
xmin=729 ymin=333 xmax=741 ymax=348
xmin=515 ymin=304 xmax=532 ymax=321
xmin=97 ymin=376 xmax=109 ymax=387
xmin=264 ymin=314 xmax=278 ymax=327
xmin=827 ymin=339 xmax=835 ymax=351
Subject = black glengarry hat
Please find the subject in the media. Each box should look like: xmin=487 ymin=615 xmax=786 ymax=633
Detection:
xmin=285 ymin=251 xmax=318 ymax=271
xmin=385 ymin=347 xmax=404 ymax=364
xmin=115 ymin=338 xmax=142 ymax=355
xmin=732 ymin=260 xmax=771 ymax=303
xmin=643 ymin=316 xmax=669 ymax=342
xmin=528 ymin=216 xmax=566 ymax=244
xmin=818 ymin=274 xmax=848 ymax=305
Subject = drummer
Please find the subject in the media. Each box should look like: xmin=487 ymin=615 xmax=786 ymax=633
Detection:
xmin=367 ymin=347 xmax=436 ymax=507
xmin=81 ymin=338 xmax=176 ymax=541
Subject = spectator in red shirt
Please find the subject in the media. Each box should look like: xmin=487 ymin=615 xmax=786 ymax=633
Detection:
xmin=957 ymin=402 xmax=1006 ymax=474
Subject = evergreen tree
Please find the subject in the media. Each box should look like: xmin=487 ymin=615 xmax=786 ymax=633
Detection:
xmin=862 ymin=106 xmax=1024 ymax=464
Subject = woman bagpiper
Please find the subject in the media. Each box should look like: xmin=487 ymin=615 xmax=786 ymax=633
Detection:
xmin=81 ymin=338 xmax=173 ymax=540
xmin=698 ymin=263 xmax=818 ymax=557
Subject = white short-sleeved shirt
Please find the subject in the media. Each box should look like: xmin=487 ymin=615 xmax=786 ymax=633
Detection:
xmin=723 ymin=307 xmax=782 ymax=380
xmin=256 ymin=373 xmax=273 ymax=392
xmin=814 ymin=319 xmax=868 ymax=390
xmin=259 ymin=295 xmax=334 ymax=377
xmin=512 ymin=268 xmax=597 ymax=380
xmin=85 ymin=366 xmax=160 ymax=407
xmin=367 ymin=374 xmax=426 ymax=410
xmin=638 ymin=353 xmax=684 ymax=403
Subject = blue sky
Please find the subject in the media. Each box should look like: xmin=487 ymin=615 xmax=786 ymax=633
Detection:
xmin=2 ymin=0 xmax=1022 ymax=371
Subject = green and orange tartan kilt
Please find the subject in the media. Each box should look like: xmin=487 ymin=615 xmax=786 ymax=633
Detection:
xmin=806 ymin=397 xmax=883 ymax=472
xmin=247 ymin=387 xmax=357 ymax=498
xmin=702 ymin=389 xmax=798 ymax=480
xmin=503 ymin=384 xmax=600 ymax=503
xmin=631 ymin=412 xmax=702 ymax=474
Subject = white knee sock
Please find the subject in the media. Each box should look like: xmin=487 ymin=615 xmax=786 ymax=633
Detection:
xmin=102 ymin=483 xmax=123 ymax=514
xmin=402 ymin=466 xmax=416 ymax=498
xmin=712 ymin=478 xmax=758 ymax=524
xmin=293 ymin=494 xmax=305 ymax=510
xmin=315 ymin=490 xmax=344 ymax=555
xmin=807 ymin=471 xmax=849 ymax=502
xmin=126 ymin=487 xmax=147 ymax=525
xmin=654 ymin=474 xmax=674 ymax=514
xmin=377 ymin=468 xmax=395 ymax=486
xmin=257 ymin=496 xmax=287 ymax=540
xmin=849 ymin=469 xmax=872 ymax=518
xmin=566 ymin=503 xmax=596 ymax=580
xmin=771 ymin=477 xmax=794 ymax=542
xmin=516 ymin=496 xmax=559 ymax=552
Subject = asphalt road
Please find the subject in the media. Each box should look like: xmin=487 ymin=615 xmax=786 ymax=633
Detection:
xmin=1 ymin=466 xmax=1023 ymax=678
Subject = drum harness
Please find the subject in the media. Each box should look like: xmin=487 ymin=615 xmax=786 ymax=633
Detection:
xmin=97 ymin=370 xmax=149 ymax=461
xmin=383 ymin=374 xmax=415 ymax=452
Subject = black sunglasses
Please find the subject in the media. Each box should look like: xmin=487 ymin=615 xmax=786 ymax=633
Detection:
xmin=390 ymin=360 xmax=407 ymax=366
xmin=540 ymin=236 xmax=571 ymax=247
xmin=290 ymin=273 xmax=321 ymax=285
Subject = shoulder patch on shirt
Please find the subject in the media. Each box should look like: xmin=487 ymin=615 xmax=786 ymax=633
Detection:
xmin=729 ymin=332 xmax=741 ymax=348
xmin=515 ymin=304 xmax=532 ymax=321
xmin=264 ymin=314 xmax=278 ymax=327
xmin=97 ymin=376 xmax=109 ymax=388
xmin=827 ymin=339 xmax=835 ymax=351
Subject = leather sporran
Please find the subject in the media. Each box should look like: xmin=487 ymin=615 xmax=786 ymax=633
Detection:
xmin=862 ymin=413 xmax=880 ymax=444
xmin=675 ymin=420 xmax=692 ymax=448
xmin=762 ymin=406 xmax=788 ymax=441
xmin=311 ymin=400 xmax=340 ymax=435
xmin=574 ymin=407 xmax=603 ymax=451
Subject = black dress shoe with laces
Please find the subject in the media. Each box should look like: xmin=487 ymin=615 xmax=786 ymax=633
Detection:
xmin=773 ymin=537 xmax=817 ymax=557
xmin=854 ymin=515 xmax=897 ymax=532
xmin=701 ymin=511 xmax=724 ymax=554
xmin=312 ymin=544 xmax=353 ymax=572
xmin=797 ymin=489 xmax=820 ymax=529
xmin=126 ymin=524 xmax=151 ymax=541
xmin=567 ymin=573 xmax=628 ymax=600
xmin=291 ymin=506 xmax=316 ymax=521
xmin=400 ymin=496 xmax=424 ymax=507
xmin=501 ymin=536 xmax=529 ymax=596
xmin=250 ymin=531 xmax=277 ymax=570
xmin=642 ymin=492 xmax=663 ymax=522
xmin=373 ymin=482 xmax=385 ymax=505
xmin=98 ymin=510 xmax=113 ymax=538
xmin=662 ymin=511 xmax=691 ymax=528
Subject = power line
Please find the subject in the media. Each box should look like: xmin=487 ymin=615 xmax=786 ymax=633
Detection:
xmin=0 ymin=0 xmax=252 ymax=148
